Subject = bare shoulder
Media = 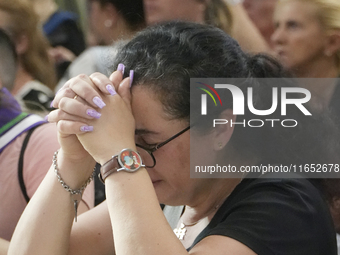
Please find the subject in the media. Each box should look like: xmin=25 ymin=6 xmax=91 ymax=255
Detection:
xmin=189 ymin=235 xmax=257 ymax=255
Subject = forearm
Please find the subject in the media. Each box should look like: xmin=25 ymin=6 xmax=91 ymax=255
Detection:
xmin=105 ymin=169 xmax=187 ymax=255
xmin=229 ymin=4 xmax=270 ymax=53
xmin=0 ymin=238 xmax=9 ymax=255
xmin=8 ymin=151 xmax=96 ymax=255
xmin=8 ymin=167 xmax=74 ymax=255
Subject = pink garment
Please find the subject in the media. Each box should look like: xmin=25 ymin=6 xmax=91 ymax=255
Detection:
xmin=0 ymin=123 xmax=94 ymax=241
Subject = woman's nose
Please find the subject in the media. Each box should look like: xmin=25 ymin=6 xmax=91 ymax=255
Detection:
xmin=271 ymin=25 xmax=286 ymax=45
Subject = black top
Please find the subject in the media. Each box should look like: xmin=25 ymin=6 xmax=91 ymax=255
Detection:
xmin=188 ymin=174 xmax=337 ymax=255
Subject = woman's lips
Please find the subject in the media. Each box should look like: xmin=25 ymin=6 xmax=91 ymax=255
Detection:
xmin=151 ymin=180 xmax=162 ymax=186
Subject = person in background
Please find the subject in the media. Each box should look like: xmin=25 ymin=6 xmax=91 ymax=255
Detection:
xmin=272 ymin=1 xmax=340 ymax=249
xmin=0 ymin=0 xmax=57 ymax=113
xmin=0 ymin=28 xmax=94 ymax=254
xmin=88 ymin=0 xmax=145 ymax=46
xmin=29 ymin=0 xmax=86 ymax=80
xmin=243 ymin=0 xmax=278 ymax=48
xmin=56 ymin=0 xmax=145 ymax=92
xmin=8 ymin=22 xmax=338 ymax=255
xmin=271 ymin=0 xmax=340 ymax=117
xmin=143 ymin=0 xmax=270 ymax=53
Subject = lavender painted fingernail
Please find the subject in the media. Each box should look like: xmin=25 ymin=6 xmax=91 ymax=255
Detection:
xmin=106 ymin=84 xmax=116 ymax=96
xmin=129 ymin=70 xmax=134 ymax=88
xmin=44 ymin=115 xmax=49 ymax=122
xmin=93 ymin=96 xmax=106 ymax=109
xmin=86 ymin=109 xmax=101 ymax=119
xmin=117 ymin=63 xmax=125 ymax=74
xmin=50 ymin=100 xmax=54 ymax=108
xmin=80 ymin=126 xmax=94 ymax=132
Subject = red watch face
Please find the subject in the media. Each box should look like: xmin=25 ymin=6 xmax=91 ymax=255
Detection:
xmin=118 ymin=149 xmax=143 ymax=171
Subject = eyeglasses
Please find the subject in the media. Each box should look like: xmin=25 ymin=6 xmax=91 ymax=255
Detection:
xmin=136 ymin=126 xmax=191 ymax=168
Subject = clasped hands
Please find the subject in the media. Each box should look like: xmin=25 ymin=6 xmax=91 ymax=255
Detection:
xmin=48 ymin=66 xmax=136 ymax=172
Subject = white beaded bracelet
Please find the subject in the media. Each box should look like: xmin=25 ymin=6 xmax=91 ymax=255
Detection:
xmin=52 ymin=150 xmax=96 ymax=222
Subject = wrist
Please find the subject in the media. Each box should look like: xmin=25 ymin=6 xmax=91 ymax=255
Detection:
xmin=56 ymin=149 xmax=96 ymax=189
xmin=52 ymin=150 xmax=96 ymax=222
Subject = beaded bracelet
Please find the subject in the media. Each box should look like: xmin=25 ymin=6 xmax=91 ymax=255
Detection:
xmin=53 ymin=150 xmax=96 ymax=222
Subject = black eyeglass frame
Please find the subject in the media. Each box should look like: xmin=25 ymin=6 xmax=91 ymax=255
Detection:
xmin=136 ymin=125 xmax=191 ymax=168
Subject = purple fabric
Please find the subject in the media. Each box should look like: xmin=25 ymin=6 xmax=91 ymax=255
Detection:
xmin=0 ymin=88 xmax=46 ymax=153
xmin=0 ymin=88 xmax=22 ymax=129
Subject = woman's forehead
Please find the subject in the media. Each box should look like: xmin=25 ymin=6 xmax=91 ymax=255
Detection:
xmin=275 ymin=1 xmax=318 ymax=21
xmin=132 ymin=86 xmax=166 ymax=126
xmin=131 ymin=86 xmax=184 ymax=132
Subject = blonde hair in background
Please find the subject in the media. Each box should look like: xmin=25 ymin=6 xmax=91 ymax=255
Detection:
xmin=0 ymin=0 xmax=56 ymax=90
xmin=278 ymin=0 xmax=340 ymax=70
xmin=204 ymin=0 xmax=233 ymax=34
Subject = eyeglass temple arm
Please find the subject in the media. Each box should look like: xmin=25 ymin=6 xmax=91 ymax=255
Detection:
xmin=154 ymin=125 xmax=191 ymax=150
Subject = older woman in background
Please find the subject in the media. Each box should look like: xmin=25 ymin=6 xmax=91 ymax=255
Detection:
xmin=272 ymin=1 xmax=340 ymax=252
xmin=271 ymin=0 xmax=340 ymax=114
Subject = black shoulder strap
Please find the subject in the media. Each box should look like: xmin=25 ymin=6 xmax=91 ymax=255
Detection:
xmin=18 ymin=125 xmax=42 ymax=203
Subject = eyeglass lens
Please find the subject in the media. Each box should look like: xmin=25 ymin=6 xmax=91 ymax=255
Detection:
xmin=136 ymin=146 xmax=155 ymax=168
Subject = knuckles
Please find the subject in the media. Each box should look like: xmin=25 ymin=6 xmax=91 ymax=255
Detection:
xmin=77 ymin=73 xmax=90 ymax=80
xmin=58 ymin=97 xmax=69 ymax=110
xmin=89 ymin=72 xmax=108 ymax=81
xmin=56 ymin=120 xmax=69 ymax=133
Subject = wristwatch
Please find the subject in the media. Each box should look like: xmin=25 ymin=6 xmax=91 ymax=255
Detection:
xmin=99 ymin=148 xmax=144 ymax=183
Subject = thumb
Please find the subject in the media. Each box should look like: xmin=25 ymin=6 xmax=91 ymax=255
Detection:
xmin=117 ymin=70 xmax=133 ymax=108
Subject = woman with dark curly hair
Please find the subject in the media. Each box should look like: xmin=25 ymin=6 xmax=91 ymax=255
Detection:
xmin=9 ymin=22 xmax=338 ymax=255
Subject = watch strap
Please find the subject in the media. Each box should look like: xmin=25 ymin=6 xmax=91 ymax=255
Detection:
xmin=99 ymin=155 xmax=120 ymax=183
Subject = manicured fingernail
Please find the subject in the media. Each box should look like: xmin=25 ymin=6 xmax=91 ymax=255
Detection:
xmin=106 ymin=84 xmax=116 ymax=96
xmin=86 ymin=109 xmax=101 ymax=119
xmin=93 ymin=96 xmax=106 ymax=109
xmin=50 ymin=100 xmax=54 ymax=108
xmin=117 ymin=63 xmax=125 ymax=74
xmin=44 ymin=115 xmax=49 ymax=121
xmin=129 ymin=70 xmax=134 ymax=88
xmin=80 ymin=126 xmax=94 ymax=132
